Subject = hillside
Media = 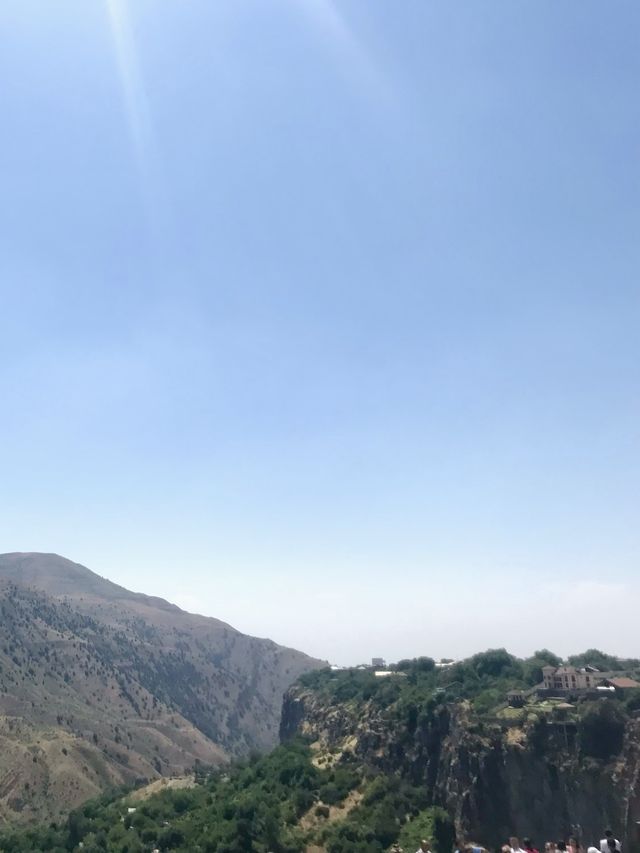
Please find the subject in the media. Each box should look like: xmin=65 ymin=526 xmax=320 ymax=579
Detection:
xmin=3 ymin=648 xmax=640 ymax=852
xmin=0 ymin=552 xmax=324 ymax=824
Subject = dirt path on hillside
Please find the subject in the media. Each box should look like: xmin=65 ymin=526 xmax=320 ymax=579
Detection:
xmin=129 ymin=775 xmax=196 ymax=801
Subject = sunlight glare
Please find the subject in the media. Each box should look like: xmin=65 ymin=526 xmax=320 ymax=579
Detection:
xmin=106 ymin=0 xmax=153 ymax=174
xmin=105 ymin=0 xmax=168 ymax=238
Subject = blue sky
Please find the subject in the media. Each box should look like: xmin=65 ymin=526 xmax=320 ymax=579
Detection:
xmin=1 ymin=1 xmax=638 ymax=665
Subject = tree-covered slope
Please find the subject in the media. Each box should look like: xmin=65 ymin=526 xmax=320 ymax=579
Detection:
xmin=0 ymin=740 xmax=454 ymax=853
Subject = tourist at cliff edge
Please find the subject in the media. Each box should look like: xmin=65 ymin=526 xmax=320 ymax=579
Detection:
xmin=511 ymin=836 xmax=528 ymax=853
xmin=600 ymin=831 xmax=621 ymax=853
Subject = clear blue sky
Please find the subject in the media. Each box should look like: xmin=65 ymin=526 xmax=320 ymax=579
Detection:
xmin=1 ymin=1 xmax=638 ymax=665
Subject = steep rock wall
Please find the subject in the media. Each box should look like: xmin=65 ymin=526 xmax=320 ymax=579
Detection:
xmin=281 ymin=688 xmax=640 ymax=849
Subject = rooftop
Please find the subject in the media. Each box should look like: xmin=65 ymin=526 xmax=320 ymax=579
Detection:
xmin=606 ymin=677 xmax=640 ymax=689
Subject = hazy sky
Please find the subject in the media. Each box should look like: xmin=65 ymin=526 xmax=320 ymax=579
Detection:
xmin=1 ymin=1 xmax=639 ymax=666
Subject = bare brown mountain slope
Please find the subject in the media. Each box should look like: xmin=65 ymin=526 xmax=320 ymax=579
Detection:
xmin=0 ymin=553 xmax=324 ymax=824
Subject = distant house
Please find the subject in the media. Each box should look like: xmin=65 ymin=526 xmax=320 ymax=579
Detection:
xmin=540 ymin=666 xmax=640 ymax=697
xmin=541 ymin=665 xmax=603 ymax=692
xmin=507 ymin=690 xmax=525 ymax=708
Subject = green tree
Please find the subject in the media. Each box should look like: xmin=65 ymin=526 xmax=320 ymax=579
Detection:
xmin=568 ymin=649 xmax=638 ymax=671
xmin=523 ymin=650 xmax=562 ymax=685
xmin=398 ymin=806 xmax=456 ymax=853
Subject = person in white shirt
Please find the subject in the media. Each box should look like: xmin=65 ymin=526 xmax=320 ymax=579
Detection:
xmin=600 ymin=831 xmax=621 ymax=853
xmin=416 ymin=841 xmax=431 ymax=853
xmin=510 ymin=837 xmax=528 ymax=853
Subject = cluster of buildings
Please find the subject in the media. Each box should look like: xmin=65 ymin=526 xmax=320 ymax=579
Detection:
xmin=540 ymin=665 xmax=640 ymax=696
xmin=506 ymin=666 xmax=640 ymax=708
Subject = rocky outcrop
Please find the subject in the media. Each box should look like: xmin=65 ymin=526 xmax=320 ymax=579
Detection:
xmin=281 ymin=685 xmax=640 ymax=847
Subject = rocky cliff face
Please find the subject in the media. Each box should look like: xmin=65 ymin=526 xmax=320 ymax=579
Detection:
xmin=281 ymin=685 xmax=640 ymax=847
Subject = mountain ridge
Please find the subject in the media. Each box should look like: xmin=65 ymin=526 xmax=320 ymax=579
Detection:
xmin=0 ymin=552 xmax=207 ymax=618
xmin=0 ymin=551 xmax=325 ymax=824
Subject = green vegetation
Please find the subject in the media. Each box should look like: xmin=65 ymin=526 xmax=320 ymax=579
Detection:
xmin=301 ymin=647 xmax=640 ymax=723
xmin=316 ymin=777 xmax=454 ymax=853
xmin=0 ymin=741 xmax=452 ymax=853
xmin=298 ymin=667 xmax=404 ymax=706
xmin=567 ymin=650 xmax=640 ymax=671
xmin=0 ymin=740 xmax=326 ymax=852
xmin=300 ymin=648 xmax=571 ymax=720
xmin=398 ymin=806 xmax=456 ymax=853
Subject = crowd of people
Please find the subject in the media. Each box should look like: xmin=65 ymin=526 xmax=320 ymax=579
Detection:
xmin=501 ymin=831 xmax=622 ymax=853
xmin=391 ymin=829 xmax=623 ymax=853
